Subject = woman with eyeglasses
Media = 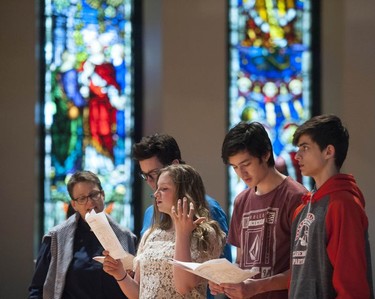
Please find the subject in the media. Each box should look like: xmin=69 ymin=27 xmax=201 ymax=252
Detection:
xmin=102 ymin=164 xmax=226 ymax=298
xmin=28 ymin=170 xmax=137 ymax=299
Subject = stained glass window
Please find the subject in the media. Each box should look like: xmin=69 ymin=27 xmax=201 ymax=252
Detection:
xmin=228 ymin=0 xmax=314 ymax=211
xmin=43 ymin=0 xmax=135 ymax=233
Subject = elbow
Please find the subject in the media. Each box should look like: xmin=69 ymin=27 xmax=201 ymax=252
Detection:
xmin=175 ymin=279 xmax=197 ymax=296
xmin=173 ymin=269 xmax=198 ymax=295
xmin=176 ymin=285 xmax=193 ymax=296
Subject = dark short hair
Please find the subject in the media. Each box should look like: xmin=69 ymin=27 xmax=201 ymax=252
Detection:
xmin=132 ymin=133 xmax=185 ymax=165
xmin=221 ymin=122 xmax=275 ymax=166
xmin=292 ymin=114 xmax=349 ymax=169
xmin=67 ymin=170 xmax=102 ymax=199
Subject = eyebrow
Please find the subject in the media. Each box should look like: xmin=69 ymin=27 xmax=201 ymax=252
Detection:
xmin=142 ymin=167 xmax=160 ymax=174
xmin=74 ymin=190 xmax=100 ymax=199
xmin=73 ymin=194 xmax=88 ymax=201
xmin=229 ymin=158 xmax=251 ymax=167
xmin=297 ymin=142 xmax=309 ymax=147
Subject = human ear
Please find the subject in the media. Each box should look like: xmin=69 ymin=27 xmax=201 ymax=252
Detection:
xmin=171 ymin=159 xmax=179 ymax=165
xmin=70 ymin=200 xmax=77 ymax=211
xmin=325 ymin=145 xmax=335 ymax=158
xmin=263 ymin=151 xmax=271 ymax=163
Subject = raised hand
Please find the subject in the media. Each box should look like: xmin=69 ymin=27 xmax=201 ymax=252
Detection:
xmin=171 ymin=197 xmax=205 ymax=236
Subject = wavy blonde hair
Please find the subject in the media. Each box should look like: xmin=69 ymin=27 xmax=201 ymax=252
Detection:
xmin=147 ymin=164 xmax=225 ymax=253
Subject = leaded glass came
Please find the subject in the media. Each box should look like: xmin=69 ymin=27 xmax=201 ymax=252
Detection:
xmin=43 ymin=0 xmax=134 ymax=233
xmin=228 ymin=0 xmax=313 ymax=212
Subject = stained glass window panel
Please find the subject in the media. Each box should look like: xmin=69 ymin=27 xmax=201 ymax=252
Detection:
xmin=228 ymin=0 xmax=313 ymax=212
xmin=43 ymin=0 xmax=135 ymax=233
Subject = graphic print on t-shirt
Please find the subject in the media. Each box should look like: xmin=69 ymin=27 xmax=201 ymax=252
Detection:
xmin=292 ymin=212 xmax=315 ymax=265
xmin=241 ymin=207 xmax=279 ymax=278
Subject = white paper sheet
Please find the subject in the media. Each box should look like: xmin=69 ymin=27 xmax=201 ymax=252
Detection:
xmin=169 ymin=258 xmax=258 ymax=284
xmin=85 ymin=210 xmax=133 ymax=261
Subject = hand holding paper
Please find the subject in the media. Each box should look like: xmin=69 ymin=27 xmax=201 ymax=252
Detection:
xmin=93 ymin=255 xmax=134 ymax=271
xmin=85 ymin=210 xmax=134 ymax=269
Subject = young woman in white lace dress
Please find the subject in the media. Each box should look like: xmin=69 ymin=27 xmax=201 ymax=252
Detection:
xmin=103 ymin=164 xmax=226 ymax=298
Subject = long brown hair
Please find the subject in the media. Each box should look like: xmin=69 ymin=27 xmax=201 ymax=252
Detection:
xmin=148 ymin=164 xmax=225 ymax=253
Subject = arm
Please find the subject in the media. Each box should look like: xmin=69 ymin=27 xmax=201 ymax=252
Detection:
xmin=28 ymin=237 xmax=52 ymax=299
xmin=209 ymin=269 xmax=289 ymax=299
xmin=209 ymin=246 xmax=289 ymax=298
xmin=208 ymin=246 xmax=242 ymax=296
xmin=326 ymin=196 xmax=371 ymax=298
xmin=102 ymin=251 xmax=140 ymax=299
xmin=172 ymin=198 xmax=205 ymax=295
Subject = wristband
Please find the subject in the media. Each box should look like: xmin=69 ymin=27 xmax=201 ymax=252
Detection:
xmin=116 ymin=272 xmax=127 ymax=282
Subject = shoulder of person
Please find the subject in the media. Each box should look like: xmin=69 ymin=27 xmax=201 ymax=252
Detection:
xmin=205 ymin=195 xmax=225 ymax=212
xmin=329 ymin=190 xmax=366 ymax=211
xmin=107 ymin=214 xmax=136 ymax=236
xmin=233 ymin=187 xmax=252 ymax=204
xmin=283 ymin=176 xmax=308 ymax=191
xmin=45 ymin=213 xmax=79 ymax=237
xmin=143 ymin=204 xmax=154 ymax=216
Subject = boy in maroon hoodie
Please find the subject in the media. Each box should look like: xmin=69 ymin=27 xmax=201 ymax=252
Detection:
xmin=290 ymin=114 xmax=374 ymax=298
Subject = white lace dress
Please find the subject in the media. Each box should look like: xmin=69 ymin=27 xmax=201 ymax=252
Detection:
xmin=134 ymin=227 xmax=222 ymax=299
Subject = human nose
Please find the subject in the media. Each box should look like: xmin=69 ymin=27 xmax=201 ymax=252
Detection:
xmin=86 ymin=196 xmax=96 ymax=206
xmin=294 ymin=150 xmax=301 ymax=161
xmin=88 ymin=195 xmax=98 ymax=203
xmin=141 ymin=174 xmax=155 ymax=189
xmin=148 ymin=180 xmax=157 ymax=192
xmin=146 ymin=175 xmax=156 ymax=184
xmin=238 ymin=166 xmax=247 ymax=177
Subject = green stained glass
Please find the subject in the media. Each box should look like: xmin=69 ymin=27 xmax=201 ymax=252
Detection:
xmin=43 ymin=0 xmax=135 ymax=232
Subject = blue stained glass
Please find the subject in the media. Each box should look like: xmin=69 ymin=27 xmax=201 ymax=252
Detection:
xmin=43 ymin=0 xmax=134 ymax=233
xmin=228 ymin=0 xmax=313 ymax=214
xmin=238 ymin=45 xmax=307 ymax=78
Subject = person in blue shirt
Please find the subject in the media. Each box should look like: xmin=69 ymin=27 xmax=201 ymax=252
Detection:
xmin=133 ymin=133 xmax=232 ymax=298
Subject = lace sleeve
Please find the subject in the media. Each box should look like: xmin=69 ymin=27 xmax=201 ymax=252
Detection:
xmin=133 ymin=228 xmax=150 ymax=271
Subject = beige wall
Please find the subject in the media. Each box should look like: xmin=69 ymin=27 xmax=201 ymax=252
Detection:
xmin=322 ymin=0 xmax=375 ymax=276
xmin=0 ymin=0 xmax=40 ymax=298
xmin=143 ymin=0 xmax=227 ymax=207
xmin=1 ymin=0 xmax=374 ymax=297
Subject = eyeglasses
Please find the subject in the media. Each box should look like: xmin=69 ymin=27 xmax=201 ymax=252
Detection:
xmin=72 ymin=190 xmax=103 ymax=205
xmin=139 ymin=168 xmax=160 ymax=181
